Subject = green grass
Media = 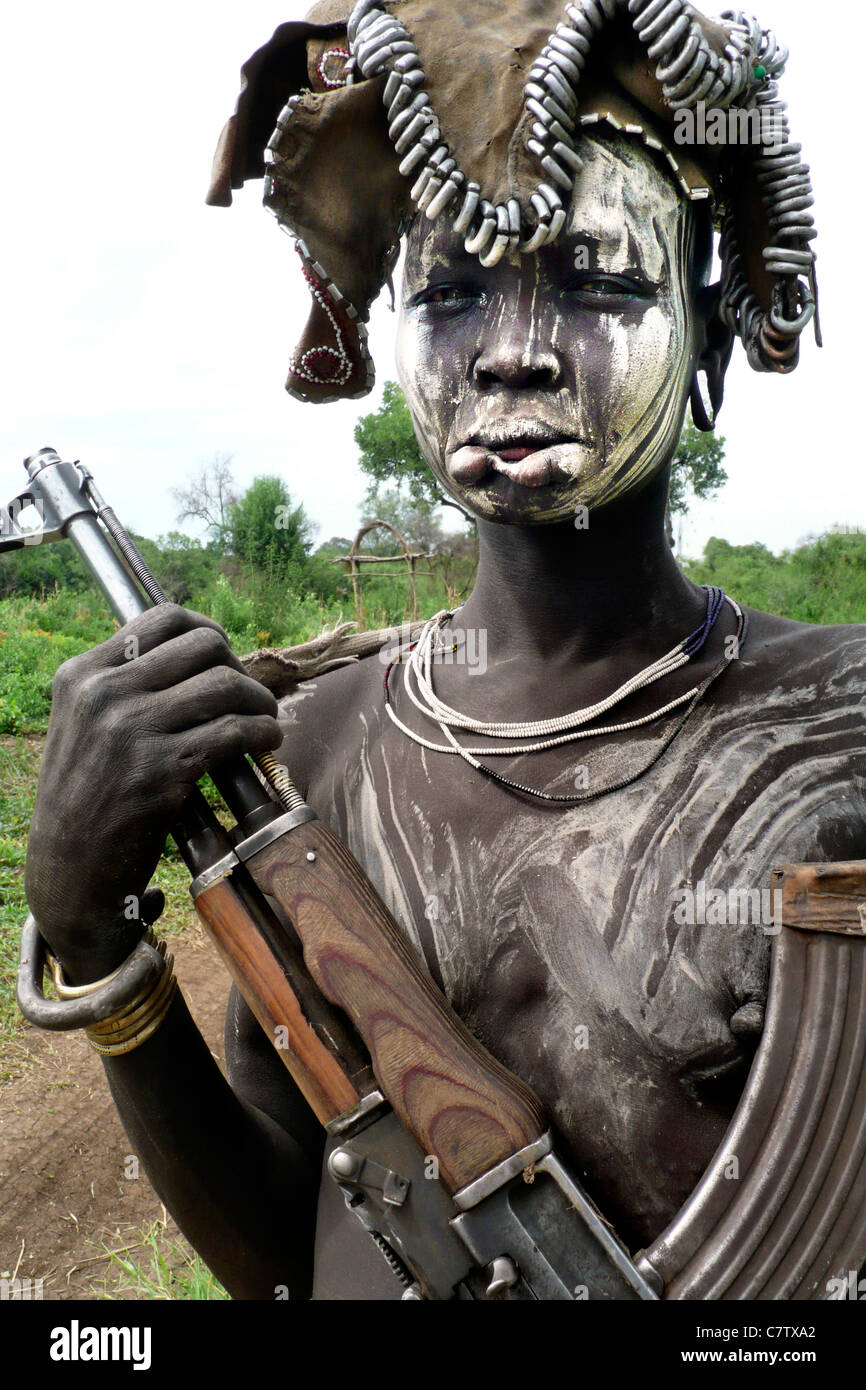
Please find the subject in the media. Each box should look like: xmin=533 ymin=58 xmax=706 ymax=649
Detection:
xmin=0 ymin=734 xmax=209 ymax=1058
xmin=0 ymin=591 xmax=114 ymax=735
xmin=94 ymin=1219 xmax=229 ymax=1301
xmin=0 ymin=736 xmax=43 ymax=1052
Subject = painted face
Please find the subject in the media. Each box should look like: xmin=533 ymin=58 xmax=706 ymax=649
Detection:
xmin=396 ymin=133 xmax=702 ymax=524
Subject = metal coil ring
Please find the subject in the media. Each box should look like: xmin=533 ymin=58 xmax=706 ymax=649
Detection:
xmin=769 ymin=279 xmax=815 ymax=336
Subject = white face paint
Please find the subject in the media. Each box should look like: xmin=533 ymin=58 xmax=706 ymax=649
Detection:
xmin=396 ymin=133 xmax=702 ymax=525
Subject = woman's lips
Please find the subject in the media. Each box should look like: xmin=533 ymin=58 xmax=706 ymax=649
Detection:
xmin=448 ymin=440 xmax=585 ymax=489
xmin=499 ymin=445 xmax=536 ymax=462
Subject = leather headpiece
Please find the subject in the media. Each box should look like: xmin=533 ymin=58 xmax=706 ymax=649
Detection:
xmin=207 ymin=0 xmax=819 ymax=401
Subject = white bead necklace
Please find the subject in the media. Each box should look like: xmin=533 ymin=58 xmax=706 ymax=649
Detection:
xmin=382 ymin=593 xmax=745 ymax=808
xmin=387 ymin=608 xmax=705 ymax=757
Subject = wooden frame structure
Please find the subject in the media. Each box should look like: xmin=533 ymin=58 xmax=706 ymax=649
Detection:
xmin=330 ymin=519 xmax=432 ymax=623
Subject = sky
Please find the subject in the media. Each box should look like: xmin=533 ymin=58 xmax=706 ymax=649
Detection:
xmin=1 ymin=0 xmax=863 ymax=559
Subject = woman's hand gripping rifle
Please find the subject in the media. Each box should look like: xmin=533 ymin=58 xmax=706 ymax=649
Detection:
xmin=3 ymin=450 xmax=659 ymax=1301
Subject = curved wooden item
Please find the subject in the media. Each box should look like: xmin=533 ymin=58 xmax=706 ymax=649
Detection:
xmin=194 ymin=876 xmax=361 ymax=1126
xmin=245 ymin=819 xmax=547 ymax=1193
xmin=643 ymin=861 xmax=866 ymax=1300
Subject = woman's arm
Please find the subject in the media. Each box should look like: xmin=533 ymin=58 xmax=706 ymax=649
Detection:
xmin=102 ymin=989 xmax=323 ymax=1300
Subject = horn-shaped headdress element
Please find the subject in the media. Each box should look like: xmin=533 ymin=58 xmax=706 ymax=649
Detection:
xmin=208 ymin=1 xmax=819 ymax=402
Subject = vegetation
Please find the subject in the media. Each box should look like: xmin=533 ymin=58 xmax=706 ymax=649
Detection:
xmin=1 ymin=431 xmax=864 ymax=1299
xmin=1 ymin=440 xmax=865 ymax=739
xmin=667 ymin=422 xmax=727 ymax=546
xmin=170 ymin=453 xmax=238 ymax=552
xmin=682 ymin=530 xmax=866 ymax=627
xmin=226 ymin=475 xmax=314 ymax=583
xmin=95 ymin=1219 xmax=229 ymax=1301
xmin=0 ymin=589 xmax=114 ymax=736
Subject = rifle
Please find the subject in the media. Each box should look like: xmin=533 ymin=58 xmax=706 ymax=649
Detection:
xmin=3 ymin=449 xmax=659 ymax=1301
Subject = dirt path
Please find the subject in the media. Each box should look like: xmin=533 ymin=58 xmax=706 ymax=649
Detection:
xmin=0 ymin=924 xmax=232 ymax=1300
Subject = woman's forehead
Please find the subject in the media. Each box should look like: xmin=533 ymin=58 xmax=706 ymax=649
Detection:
xmin=565 ymin=139 xmax=683 ymax=280
xmin=404 ymin=134 xmax=685 ymax=286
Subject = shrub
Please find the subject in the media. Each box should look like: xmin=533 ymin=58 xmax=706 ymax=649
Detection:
xmin=0 ymin=595 xmax=114 ymax=733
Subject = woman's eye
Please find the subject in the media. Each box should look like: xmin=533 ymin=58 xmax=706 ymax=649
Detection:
xmin=412 ymin=284 xmax=484 ymax=310
xmin=566 ymin=275 xmax=651 ymax=302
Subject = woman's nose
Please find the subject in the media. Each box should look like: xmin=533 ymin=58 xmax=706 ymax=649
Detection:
xmin=472 ymin=300 xmax=563 ymax=390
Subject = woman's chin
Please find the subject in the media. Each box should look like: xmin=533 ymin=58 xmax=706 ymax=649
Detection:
xmin=436 ymin=445 xmax=616 ymax=525
xmin=444 ymin=478 xmax=592 ymax=525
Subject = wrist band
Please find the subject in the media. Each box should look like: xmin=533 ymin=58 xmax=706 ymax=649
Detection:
xmin=85 ymin=936 xmax=178 ymax=1057
xmin=17 ymin=913 xmax=177 ymax=1054
xmin=45 ymin=930 xmax=178 ymax=1057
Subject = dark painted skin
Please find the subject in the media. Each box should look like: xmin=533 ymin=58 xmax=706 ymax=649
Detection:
xmin=24 ymin=135 xmax=866 ymax=1298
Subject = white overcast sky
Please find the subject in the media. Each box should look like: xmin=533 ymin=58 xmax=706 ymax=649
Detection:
xmin=1 ymin=0 xmax=862 ymax=557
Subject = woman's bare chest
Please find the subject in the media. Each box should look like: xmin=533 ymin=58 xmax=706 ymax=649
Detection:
xmin=292 ymin=655 xmax=861 ymax=1241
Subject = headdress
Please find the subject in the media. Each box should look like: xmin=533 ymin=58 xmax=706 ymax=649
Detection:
xmin=207 ymin=0 xmax=819 ymax=402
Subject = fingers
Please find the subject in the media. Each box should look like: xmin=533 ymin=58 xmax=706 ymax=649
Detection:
xmin=114 ymin=623 xmax=248 ymax=695
xmin=82 ymin=604 xmax=231 ymax=673
xmin=158 ymin=665 xmax=279 ymax=734
xmin=173 ymin=713 xmax=284 ymax=783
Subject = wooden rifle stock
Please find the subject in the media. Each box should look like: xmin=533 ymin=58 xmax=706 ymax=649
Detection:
xmin=244 ymin=817 xmax=547 ymax=1194
xmin=192 ymin=813 xmax=547 ymax=1191
xmin=192 ymin=812 xmax=548 ymax=1191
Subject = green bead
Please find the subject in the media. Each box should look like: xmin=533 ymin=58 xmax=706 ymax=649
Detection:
xmin=754 ymin=64 xmax=767 ymax=80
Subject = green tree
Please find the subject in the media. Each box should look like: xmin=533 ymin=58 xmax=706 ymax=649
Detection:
xmin=152 ymin=532 xmax=218 ymax=606
xmin=667 ymin=423 xmax=728 ymax=548
xmin=354 ymin=381 xmax=474 ymax=525
xmin=683 ymin=529 xmax=866 ymax=624
xmin=0 ymin=535 xmax=90 ymax=598
xmin=226 ymin=476 xmax=314 ymax=581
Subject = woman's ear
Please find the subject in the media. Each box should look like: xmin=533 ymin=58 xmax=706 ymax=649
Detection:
xmin=691 ymin=283 xmax=736 ymax=432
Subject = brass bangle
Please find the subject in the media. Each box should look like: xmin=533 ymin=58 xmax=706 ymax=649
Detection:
xmin=47 ymin=930 xmax=178 ymax=1058
xmin=86 ymin=985 xmax=177 ymax=1056
xmin=46 ymin=947 xmax=132 ymax=999
xmin=86 ymin=937 xmax=177 ymax=1058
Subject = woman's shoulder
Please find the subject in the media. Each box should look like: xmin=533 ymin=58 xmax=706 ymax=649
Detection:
xmin=727 ymin=606 xmax=866 ymax=742
xmin=267 ymin=628 xmax=403 ymax=795
xmin=740 ymin=607 xmax=866 ymax=667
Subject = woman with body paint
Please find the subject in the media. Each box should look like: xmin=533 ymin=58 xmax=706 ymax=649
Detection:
xmin=24 ymin=2 xmax=864 ymax=1298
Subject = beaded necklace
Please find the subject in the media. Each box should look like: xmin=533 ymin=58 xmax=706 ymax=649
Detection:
xmin=383 ymin=587 xmax=747 ymax=805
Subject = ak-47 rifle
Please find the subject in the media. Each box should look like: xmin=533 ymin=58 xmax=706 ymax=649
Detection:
xmin=8 ymin=452 xmax=866 ymax=1301
xmin=3 ymin=449 xmax=659 ymax=1302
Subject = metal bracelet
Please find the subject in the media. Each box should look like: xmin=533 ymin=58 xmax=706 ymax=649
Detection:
xmin=16 ymin=913 xmax=166 ymax=1031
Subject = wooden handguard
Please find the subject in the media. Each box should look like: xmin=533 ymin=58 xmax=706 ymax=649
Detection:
xmin=245 ymin=818 xmax=548 ymax=1193
xmin=194 ymin=875 xmax=362 ymax=1126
